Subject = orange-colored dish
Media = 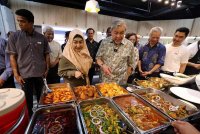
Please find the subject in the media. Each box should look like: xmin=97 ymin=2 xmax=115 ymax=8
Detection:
xmin=43 ymin=87 xmax=74 ymax=104
xmin=96 ymin=83 xmax=128 ymax=97
xmin=74 ymin=86 xmax=99 ymax=101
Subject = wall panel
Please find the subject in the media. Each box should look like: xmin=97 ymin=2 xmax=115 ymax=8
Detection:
xmin=8 ymin=0 xmax=200 ymax=37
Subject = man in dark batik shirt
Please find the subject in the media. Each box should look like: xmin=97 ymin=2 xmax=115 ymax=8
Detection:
xmin=138 ymin=27 xmax=166 ymax=79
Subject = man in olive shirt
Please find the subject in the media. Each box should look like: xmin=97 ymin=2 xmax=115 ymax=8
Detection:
xmin=7 ymin=9 xmax=50 ymax=117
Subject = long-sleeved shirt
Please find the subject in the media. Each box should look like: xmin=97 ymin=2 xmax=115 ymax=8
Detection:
xmin=0 ymin=37 xmax=12 ymax=81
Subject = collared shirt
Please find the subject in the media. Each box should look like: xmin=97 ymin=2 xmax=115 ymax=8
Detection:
xmin=86 ymin=38 xmax=99 ymax=62
xmin=0 ymin=38 xmax=12 ymax=81
xmin=6 ymin=30 xmax=50 ymax=78
xmin=96 ymin=37 xmax=135 ymax=85
xmin=162 ymin=42 xmax=189 ymax=72
xmin=133 ymin=47 xmax=139 ymax=71
xmin=49 ymin=40 xmax=62 ymax=63
xmin=139 ymin=42 xmax=166 ymax=72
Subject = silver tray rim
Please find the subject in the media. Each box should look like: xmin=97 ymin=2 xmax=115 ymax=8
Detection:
xmin=25 ymin=102 xmax=83 ymax=134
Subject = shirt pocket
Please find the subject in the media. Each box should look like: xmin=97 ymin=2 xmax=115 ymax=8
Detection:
xmin=34 ymin=41 xmax=44 ymax=54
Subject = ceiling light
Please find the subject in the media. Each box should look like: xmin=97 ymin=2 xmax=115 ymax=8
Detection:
xmin=158 ymin=0 xmax=162 ymax=2
xmin=171 ymin=2 xmax=175 ymax=6
xmin=164 ymin=0 xmax=169 ymax=4
xmin=177 ymin=0 xmax=182 ymax=8
xmin=85 ymin=0 xmax=100 ymax=13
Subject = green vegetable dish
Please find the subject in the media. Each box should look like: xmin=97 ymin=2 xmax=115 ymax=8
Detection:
xmin=82 ymin=104 xmax=127 ymax=134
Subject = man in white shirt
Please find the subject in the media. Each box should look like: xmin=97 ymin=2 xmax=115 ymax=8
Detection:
xmin=185 ymin=40 xmax=200 ymax=75
xmin=43 ymin=26 xmax=62 ymax=84
xmin=162 ymin=27 xmax=190 ymax=74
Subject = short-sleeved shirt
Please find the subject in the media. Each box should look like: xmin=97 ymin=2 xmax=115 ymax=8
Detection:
xmin=162 ymin=43 xmax=189 ymax=72
xmin=6 ymin=30 xmax=50 ymax=78
xmin=49 ymin=40 xmax=62 ymax=63
xmin=139 ymin=43 xmax=166 ymax=72
xmin=133 ymin=47 xmax=139 ymax=71
xmin=96 ymin=37 xmax=135 ymax=85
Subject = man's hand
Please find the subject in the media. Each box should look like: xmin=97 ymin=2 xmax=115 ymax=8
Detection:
xmin=75 ymin=71 xmax=83 ymax=79
xmin=171 ymin=120 xmax=200 ymax=134
xmin=15 ymin=75 xmax=25 ymax=85
xmin=0 ymin=78 xmax=5 ymax=87
xmin=141 ymin=71 xmax=151 ymax=77
xmin=101 ymin=64 xmax=112 ymax=76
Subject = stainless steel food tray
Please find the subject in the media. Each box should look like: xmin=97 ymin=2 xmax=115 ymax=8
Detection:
xmin=78 ymin=97 xmax=139 ymax=134
xmin=38 ymin=83 xmax=76 ymax=107
xmin=25 ymin=102 xmax=82 ymax=134
xmin=112 ymin=94 xmax=171 ymax=134
xmin=133 ymin=88 xmax=199 ymax=121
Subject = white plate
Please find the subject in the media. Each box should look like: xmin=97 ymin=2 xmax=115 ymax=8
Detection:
xmin=195 ymin=74 xmax=200 ymax=90
xmin=160 ymin=73 xmax=196 ymax=85
xmin=178 ymin=99 xmax=198 ymax=110
xmin=170 ymin=87 xmax=200 ymax=104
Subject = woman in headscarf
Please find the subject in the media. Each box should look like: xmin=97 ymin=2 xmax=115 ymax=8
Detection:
xmin=58 ymin=29 xmax=92 ymax=87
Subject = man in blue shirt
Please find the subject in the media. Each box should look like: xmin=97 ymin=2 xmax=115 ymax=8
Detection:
xmin=138 ymin=27 xmax=166 ymax=79
xmin=0 ymin=37 xmax=15 ymax=88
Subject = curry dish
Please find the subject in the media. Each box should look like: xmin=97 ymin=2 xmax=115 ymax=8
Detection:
xmin=114 ymin=96 xmax=168 ymax=131
xmin=139 ymin=92 xmax=189 ymax=119
xmin=135 ymin=77 xmax=170 ymax=90
xmin=74 ymin=86 xmax=99 ymax=101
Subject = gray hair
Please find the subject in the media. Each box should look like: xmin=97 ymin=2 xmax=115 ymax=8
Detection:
xmin=43 ymin=26 xmax=54 ymax=33
xmin=149 ymin=27 xmax=163 ymax=36
xmin=111 ymin=19 xmax=127 ymax=31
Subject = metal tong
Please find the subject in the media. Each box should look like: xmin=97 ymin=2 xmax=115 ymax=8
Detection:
xmin=43 ymin=78 xmax=52 ymax=94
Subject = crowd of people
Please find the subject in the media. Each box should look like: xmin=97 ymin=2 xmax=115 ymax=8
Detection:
xmin=1 ymin=9 xmax=200 ymax=133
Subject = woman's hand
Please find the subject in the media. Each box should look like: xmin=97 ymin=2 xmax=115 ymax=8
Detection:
xmin=75 ymin=71 xmax=83 ymax=79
